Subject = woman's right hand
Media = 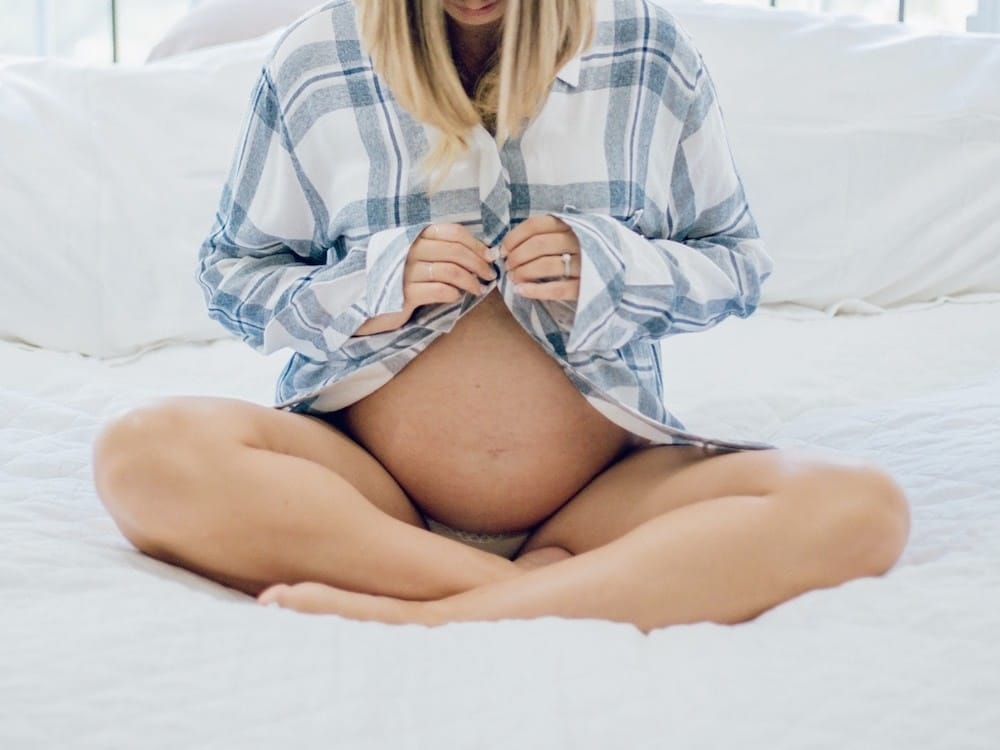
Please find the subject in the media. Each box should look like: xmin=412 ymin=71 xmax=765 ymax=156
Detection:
xmin=353 ymin=223 xmax=499 ymax=336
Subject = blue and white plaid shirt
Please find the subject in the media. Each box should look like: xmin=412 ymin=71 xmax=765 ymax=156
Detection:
xmin=197 ymin=0 xmax=775 ymax=451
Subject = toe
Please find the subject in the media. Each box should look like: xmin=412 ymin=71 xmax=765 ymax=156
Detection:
xmin=514 ymin=546 xmax=573 ymax=570
xmin=257 ymin=583 xmax=290 ymax=606
xmin=275 ymin=582 xmax=348 ymax=614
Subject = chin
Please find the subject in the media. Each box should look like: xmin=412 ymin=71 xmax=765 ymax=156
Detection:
xmin=444 ymin=0 xmax=506 ymax=28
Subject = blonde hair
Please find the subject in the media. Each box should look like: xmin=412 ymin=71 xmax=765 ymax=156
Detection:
xmin=356 ymin=0 xmax=595 ymax=189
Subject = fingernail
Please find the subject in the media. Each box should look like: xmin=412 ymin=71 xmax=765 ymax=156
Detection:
xmin=480 ymin=285 xmax=490 ymax=295
xmin=486 ymin=247 xmax=500 ymax=262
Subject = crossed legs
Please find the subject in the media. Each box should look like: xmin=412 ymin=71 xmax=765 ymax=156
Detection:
xmin=93 ymin=397 xmax=910 ymax=634
xmin=258 ymin=443 xmax=911 ymax=632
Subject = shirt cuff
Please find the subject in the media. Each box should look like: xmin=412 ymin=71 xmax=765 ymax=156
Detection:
xmin=362 ymin=223 xmax=430 ymax=318
xmin=551 ymin=212 xmax=627 ymax=353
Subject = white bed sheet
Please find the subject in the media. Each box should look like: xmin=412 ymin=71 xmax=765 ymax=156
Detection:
xmin=2 ymin=301 xmax=999 ymax=748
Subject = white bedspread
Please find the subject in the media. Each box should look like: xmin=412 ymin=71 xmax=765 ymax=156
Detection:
xmin=2 ymin=301 xmax=999 ymax=749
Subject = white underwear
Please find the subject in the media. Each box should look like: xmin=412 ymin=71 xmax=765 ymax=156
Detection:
xmin=424 ymin=517 xmax=531 ymax=560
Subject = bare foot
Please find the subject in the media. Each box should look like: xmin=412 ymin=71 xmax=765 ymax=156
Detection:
xmin=513 ymin=545 xmax=573 ymax=570
xmin=257 ymin=582 xmax=439 ymax=624
xmin=257 ymin=547 xmax=573 ymax=622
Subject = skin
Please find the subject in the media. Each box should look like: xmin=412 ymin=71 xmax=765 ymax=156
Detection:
xmin=443 ymin=0 xmax=506 ymax=75
xmin=253 ymin=445 xmax=910 ymax=632
xmin=91 ymin=0 xmax=912 ymax=633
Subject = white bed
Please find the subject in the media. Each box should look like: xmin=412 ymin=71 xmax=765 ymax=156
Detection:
xmin=3 ymin=0 xmax=1000 ymax=746
xmin=3 ymin=300 xmax=999 ymax=747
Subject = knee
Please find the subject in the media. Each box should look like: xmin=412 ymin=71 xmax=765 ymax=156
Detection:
xmin=92 ymin=397 xmax=214 ymax=551
xmin=779 ymin=456 xmax=911 ymax=583
xmin=838 ymin=463 xmax=910 ymax=575
xmin=93 ymin=397 xmax=199 ymax=495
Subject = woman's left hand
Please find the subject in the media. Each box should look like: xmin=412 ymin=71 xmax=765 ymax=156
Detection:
xmin=500 ymin=215 xmax=581 ymax=301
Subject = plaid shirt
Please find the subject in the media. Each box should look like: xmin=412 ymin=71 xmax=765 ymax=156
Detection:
xmin=197 ymin=0 xmax=775 ymax=451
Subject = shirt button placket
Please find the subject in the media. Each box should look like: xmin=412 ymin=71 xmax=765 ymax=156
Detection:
xmin=475 ymin=127 xmax=511 ymax=248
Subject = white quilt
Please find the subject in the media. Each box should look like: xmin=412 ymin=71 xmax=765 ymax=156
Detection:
xmin=2 ymin=301 xmax=999 ymax=749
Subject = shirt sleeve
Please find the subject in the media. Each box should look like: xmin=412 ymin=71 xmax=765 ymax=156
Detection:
xmin=552 ymin=62 xmax=774 ymax=355
xmin=196 ymin=65 xmax=426 ymax=360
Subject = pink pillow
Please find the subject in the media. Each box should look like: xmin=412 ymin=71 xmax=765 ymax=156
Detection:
xmin=146 ymin=0 xmax=321 ymax=61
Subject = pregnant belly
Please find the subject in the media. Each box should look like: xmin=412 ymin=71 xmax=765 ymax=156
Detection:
xmin=341 ymin=291 xmax=632 ymax=532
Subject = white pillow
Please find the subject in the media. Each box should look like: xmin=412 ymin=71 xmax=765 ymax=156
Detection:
xmin=147 ymin=0 xmax=321 ymax=61
xmin=659 ymin=0 xmax=1000 ymax=310
xmin=0 ymin=34 xmax=280 ymax=357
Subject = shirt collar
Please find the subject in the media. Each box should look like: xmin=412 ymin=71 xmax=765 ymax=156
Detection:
xmin=555 ymin=52 xmax=582 ymax=88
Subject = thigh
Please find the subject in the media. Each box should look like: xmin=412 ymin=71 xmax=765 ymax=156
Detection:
xmin=111 ymin=395 xmax=424 ymax=528
xmin=519 ymin=444 xmax=796 ymax=555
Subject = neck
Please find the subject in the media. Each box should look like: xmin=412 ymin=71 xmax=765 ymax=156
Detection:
xmin=447 ymin=19 xmax=501 ymax=88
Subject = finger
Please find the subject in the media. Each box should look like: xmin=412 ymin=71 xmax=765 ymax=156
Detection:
xmin=421 ymin=223 xmax=492 ymax=259
xmin=513 ymin=280 xmax=581 ymax=302
xmin=405 ymin=261 xmax=486 ymax=297
xmin=508 ymin=254 xmax=579 ymax=285
xmin=505 ymin=232 xmax=578 ymax=272
xmin=405 ymin=281 xmax=464 ymax=307
xmin=411 ymin=239 xmax=497 ymax=281
xmin=501 ymin=215 xmax=571 ymax=257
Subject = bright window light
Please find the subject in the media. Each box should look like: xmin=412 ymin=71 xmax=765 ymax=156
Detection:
xmin=0 ymin=0 xmax=996 ymax=65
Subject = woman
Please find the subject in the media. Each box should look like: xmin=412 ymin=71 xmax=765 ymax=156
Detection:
xmin=92 ymin=0 xmax=910 ymax=633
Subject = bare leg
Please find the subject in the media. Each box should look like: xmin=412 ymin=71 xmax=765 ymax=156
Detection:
xmin=93 ymin=396 xmax=521 ymax=598
xmin=260 ymin=450 xmax=910 ymax=631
